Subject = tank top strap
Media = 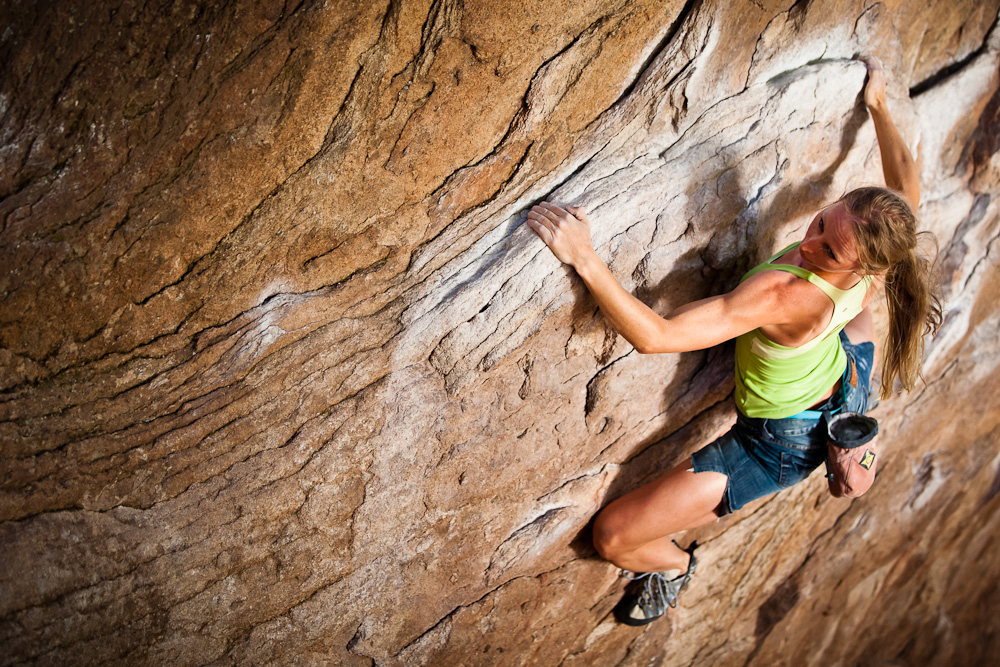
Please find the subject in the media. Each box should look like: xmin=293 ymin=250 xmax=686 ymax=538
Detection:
xmin=768 ymin=264 xmax=843 ymax=301
xmin=740 ymin=241 xmax=843 ymax=301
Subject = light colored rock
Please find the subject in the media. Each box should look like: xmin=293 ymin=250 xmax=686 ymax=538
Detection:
xmin=1 ymin=0 xmax=999 ymax=665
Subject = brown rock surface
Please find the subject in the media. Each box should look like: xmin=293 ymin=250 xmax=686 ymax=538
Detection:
xmin=2 ymin=0 xmax=999 ymax=665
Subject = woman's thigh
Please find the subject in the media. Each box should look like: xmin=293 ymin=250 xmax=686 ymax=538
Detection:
xmin=843 ymin=305 xmax=876 ymax=348
xmin=594 ymin=457 xmax=727 ymax=551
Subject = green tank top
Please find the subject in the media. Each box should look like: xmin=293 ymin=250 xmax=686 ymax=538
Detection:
xmin=734 ymin=242 xmax=872 ymax=419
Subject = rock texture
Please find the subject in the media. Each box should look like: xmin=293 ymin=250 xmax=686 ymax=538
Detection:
xmin=2 ymin=0 xmax=999 ymax=665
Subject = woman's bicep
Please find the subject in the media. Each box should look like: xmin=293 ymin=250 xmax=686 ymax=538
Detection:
xmin=647 ymin=279 xmax=785 ymax=353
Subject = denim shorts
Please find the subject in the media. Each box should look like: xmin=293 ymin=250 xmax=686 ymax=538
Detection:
xmin=692 ymin=330 xmax=875 ymax=515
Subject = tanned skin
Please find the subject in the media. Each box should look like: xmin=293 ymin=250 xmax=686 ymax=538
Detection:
xmin=525 ymin=56 xmax=918 ymax=574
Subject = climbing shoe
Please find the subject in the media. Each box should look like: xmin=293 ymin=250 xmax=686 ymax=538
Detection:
xmin=613 ymin=541 xmax=698 ymax=626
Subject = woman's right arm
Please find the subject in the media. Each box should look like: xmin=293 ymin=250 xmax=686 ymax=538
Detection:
xmin=525 ymin=202 xmax=790 ymax=354
xmin=861 ymin=56 xmax=921 ymax=207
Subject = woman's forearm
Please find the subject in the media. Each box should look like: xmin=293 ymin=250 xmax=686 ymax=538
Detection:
xmin=862 ymin=57 xmax=921 ymax=206
xmin=869 ymin=102 xmax=920 ymax=205
xmin=574 ymin=251 xmax=667 ymax=353
xmin=525 ymin=202 xmax=671 ymax=353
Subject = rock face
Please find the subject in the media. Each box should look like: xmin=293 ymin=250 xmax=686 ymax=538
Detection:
xmin=2 ymin=0 xmax=999 ymax=664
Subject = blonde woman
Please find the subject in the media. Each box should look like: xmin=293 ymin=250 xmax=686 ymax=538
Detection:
xmin=525 ymin=57 xmax=941 ymax=625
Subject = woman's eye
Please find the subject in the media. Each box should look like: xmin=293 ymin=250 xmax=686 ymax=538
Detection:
xmin=825 ymin=246 xmax=836 ymax=260
xmin=819 ymin=218 xmax=825 ymax=232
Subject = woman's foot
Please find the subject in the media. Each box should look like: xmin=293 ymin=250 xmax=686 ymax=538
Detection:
xmin=612 ymin=541 xmax=698 ymax=625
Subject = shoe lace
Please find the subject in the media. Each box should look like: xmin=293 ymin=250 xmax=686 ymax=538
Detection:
xmin=621 ymin=568 xmax=689 ymax=615
xmin=620 ymin=545 xmax=697 ymax=618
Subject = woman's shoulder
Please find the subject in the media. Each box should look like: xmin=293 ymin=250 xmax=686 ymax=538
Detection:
xmin=738 ymin=267 xmax=833 ymax=321
xmin=741 ymin=264 xmax=816 ymax=296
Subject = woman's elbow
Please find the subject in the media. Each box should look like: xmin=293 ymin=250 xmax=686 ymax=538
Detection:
xmin=631 ymin=328 xmax=671 ymax=354
xmin=633 ymin=331 xmax=686 ymax=353
xmin=633 ymin=340 xmax=667 ymax=354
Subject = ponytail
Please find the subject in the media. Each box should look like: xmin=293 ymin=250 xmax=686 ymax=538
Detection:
xmin=880 ymin=247 xmax=942 ymax=397
xmin=844 ymin=187 xmax=943 ymax=399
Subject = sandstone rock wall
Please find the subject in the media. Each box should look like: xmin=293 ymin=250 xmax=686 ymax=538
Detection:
xmin=2 ymin=1 xmax=999 ymax=665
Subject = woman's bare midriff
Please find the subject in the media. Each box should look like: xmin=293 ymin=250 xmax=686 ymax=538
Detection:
xmin=807 ymin=378 xmax=841 ymax=409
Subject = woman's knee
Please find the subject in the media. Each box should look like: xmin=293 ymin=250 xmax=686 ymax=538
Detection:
xmin=591 ymin=506 xmax=629 ymax=562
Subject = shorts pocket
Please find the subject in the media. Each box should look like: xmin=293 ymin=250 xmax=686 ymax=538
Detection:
xmin=777 ymin=450 xmax=825 ymax=488
xmin=762 ymin=418 xmax=822 ymax=446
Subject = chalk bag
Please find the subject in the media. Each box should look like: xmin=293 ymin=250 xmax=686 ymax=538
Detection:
xmin=823 ymin=411 xmax=879 ymax=498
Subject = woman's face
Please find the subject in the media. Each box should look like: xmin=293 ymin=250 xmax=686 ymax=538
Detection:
xmin=800 ymin=201 xmax=861 ymax=274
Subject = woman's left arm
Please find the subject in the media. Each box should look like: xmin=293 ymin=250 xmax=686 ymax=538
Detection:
xmin=861 ymin=56 xmax=921 ymax=207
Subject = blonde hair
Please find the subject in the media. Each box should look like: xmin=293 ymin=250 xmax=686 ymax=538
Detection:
xmin=843 ymin=187 xmax=942 ymax=399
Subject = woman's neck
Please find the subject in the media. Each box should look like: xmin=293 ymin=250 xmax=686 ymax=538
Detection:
xmin=781 ymin=246 xmax=864 ymax=290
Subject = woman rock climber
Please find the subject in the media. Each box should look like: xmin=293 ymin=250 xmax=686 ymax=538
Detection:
xmin=524 ymin=56 xmax=942 ymax=625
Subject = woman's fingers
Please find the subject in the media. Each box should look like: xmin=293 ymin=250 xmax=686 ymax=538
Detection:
xmin=526 ymin=208 xmax=557 ymax=236
xmin=525 ymin=218 xmax=552 ymax=245
xmin=565 ymin=205 xmax=589 ymax=226
xmin=532 ymin=201 xmax=587 ymax=228
xmin=524 ymin=201 xmax=593 ymax=267
xmin=528 ymin=203 xmax=570 ymax=236
xmin=858 ymin=55 xmax=887 ymax=109
xmin=532 ymin=202 xmax=568 ymax=224
xmin=859 ymin=54 xmax=883 ymax=72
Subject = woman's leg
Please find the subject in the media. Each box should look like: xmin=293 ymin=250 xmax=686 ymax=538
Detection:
xmin=843 ymin=305 xmax=876 ymax=350
xmin=843 ymin=305 xmax=879 ymax=409
xmin=592 ymin=458 xmax=728 ymax=573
